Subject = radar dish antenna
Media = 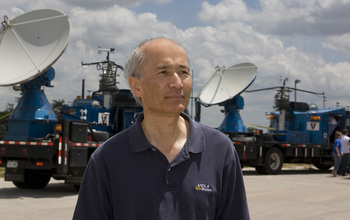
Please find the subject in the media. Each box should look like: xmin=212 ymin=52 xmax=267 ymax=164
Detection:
xmin=0 ymin=9 xmax=70 ymax=86
xmin=197 ymin=63 xmax=257 ymax=133
xmin=0 ymin=9 xmax=70 ymax=141
xmin=198 ymin=63 xmax=257 ymax=105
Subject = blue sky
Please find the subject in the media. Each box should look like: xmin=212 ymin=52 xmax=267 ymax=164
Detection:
xmin=1 ymin=0 xmax=350 ymax=128
xmin=133 ymin=0 xmax=219 ymax=29
xmin=134 ymin=0 xmax=204 ymax=29
xmin=133 ymin=0 xmax=262 ymax=29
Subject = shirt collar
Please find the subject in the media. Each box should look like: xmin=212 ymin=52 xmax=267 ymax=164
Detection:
xmin=129 ymin=112 xmax=205 ymax=154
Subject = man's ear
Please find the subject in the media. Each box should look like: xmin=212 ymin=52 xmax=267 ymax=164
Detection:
xmin=128 ymin=76 xmax=142 ymax=97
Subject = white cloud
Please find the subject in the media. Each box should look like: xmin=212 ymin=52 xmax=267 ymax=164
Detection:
xmin=198 ymin=0 xmax=249 ymax=21
xmin=60 ymin=0 xmax=171 ymax=9
xmin=323 ymin=34 xmax=350 ymax=57
xmin=199 ymin=0 xmax=350 ymax=36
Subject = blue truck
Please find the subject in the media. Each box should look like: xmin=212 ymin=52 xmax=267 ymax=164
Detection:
xmin=0 ymin=48 xmax=142 ymax=189
xmin=195 ymin=76 xmax=350 ymax=174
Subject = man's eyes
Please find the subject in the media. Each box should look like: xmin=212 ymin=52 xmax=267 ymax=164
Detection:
xmin=159 ymin=70 xmax=189 ymax=74
xmin=179 ymin=70 xmax=190 ymax=75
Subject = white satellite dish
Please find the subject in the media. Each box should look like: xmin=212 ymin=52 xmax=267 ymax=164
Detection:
xmin=198 ymin=62 xmax=257 ymax=105
xmin=0 ymin=9 xmax=70 ymax=86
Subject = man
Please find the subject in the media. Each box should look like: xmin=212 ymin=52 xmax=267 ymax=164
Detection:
xmin=332 ymin=131 xmax=342 ymax=177
xmin=73 ymin=38 xmax=250 ymax=219
xmin=338 ymin=129 xmax=350 ymax=176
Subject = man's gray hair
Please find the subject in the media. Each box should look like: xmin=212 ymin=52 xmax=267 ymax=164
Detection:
xmin=124 ymin=39 xmax=149 ymax=106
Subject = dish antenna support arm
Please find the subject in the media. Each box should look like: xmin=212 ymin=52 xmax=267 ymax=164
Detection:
xmin=218 ymin=95 xmax=247 ymax=133
xmin=5 ymin=68 xmax=58 ymax=141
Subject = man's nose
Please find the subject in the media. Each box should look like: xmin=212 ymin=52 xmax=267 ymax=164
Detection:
xmin=169 ymin=72 xmax=183 ymax=89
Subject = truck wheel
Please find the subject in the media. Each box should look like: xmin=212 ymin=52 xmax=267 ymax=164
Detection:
xmin=13 ymin=170 xmax=51 ymax=189
xmin=262 ymin=147 xmax=283 ymax=174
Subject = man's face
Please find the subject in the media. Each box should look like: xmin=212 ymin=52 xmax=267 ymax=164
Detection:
xmin=130 ymin=39 xmax=192 ymax=116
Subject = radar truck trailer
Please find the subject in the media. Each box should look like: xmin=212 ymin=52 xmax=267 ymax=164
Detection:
xmin=0 ymin=9 xmax=142 ymax=189
xmin=195 ymin=72 xmax=350 ymax=174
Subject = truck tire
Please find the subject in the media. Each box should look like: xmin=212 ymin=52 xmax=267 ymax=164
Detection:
xmin=262 ymin=147 xmax=283 ymax=174
xmin=13 ymin=169 xmax=51 ymax=189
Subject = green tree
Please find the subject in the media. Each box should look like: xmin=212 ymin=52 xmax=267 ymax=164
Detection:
xmin=51 ymin=99 xmax=65 ymax=120
xmin=247 ymin=126 xmax=256 ymax=133
xmin=0 ymin=103 xmax=14 ymax=139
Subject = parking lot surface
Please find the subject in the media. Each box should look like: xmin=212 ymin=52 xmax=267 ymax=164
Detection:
xmin=0 ymin=166 xmax=349 ymax=219
xmin=243 ymin=167 xmax=350 ymax=220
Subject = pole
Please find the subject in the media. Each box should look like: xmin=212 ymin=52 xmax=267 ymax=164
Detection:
xmin=294 ymin=79 xmax=301 ymax=102
xmin=82 ymin=79 xmax=85 ymax=99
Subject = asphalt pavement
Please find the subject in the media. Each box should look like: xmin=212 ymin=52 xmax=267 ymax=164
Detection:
xmin=243 ymin=166 xmax=350 ymax=220
xmin=0 ymin=165 xmax=349 ymax=219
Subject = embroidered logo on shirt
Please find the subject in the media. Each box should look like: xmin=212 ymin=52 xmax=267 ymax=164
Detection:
xmin=195 ymin=183 xmax=213 ymax=192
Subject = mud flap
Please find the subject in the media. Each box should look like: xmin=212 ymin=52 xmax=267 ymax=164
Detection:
xmin=5 ymin=168 xmax=25 ymax=182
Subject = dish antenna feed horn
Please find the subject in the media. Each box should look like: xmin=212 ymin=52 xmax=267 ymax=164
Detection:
xmin=197 ymin=63 xmax=258 ymax=133
xmin=0 ymin=9 xmax=70 ymax=141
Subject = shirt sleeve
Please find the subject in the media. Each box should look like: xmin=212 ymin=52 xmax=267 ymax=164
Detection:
xmin=73 ymin=154 xmax=113 ymax=220
xmin=215 ymin=146 xmax=250 ymax=220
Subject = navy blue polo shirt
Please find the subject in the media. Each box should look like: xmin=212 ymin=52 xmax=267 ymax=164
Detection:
xmin=73 ymin=113 xmax=249 ymax=220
